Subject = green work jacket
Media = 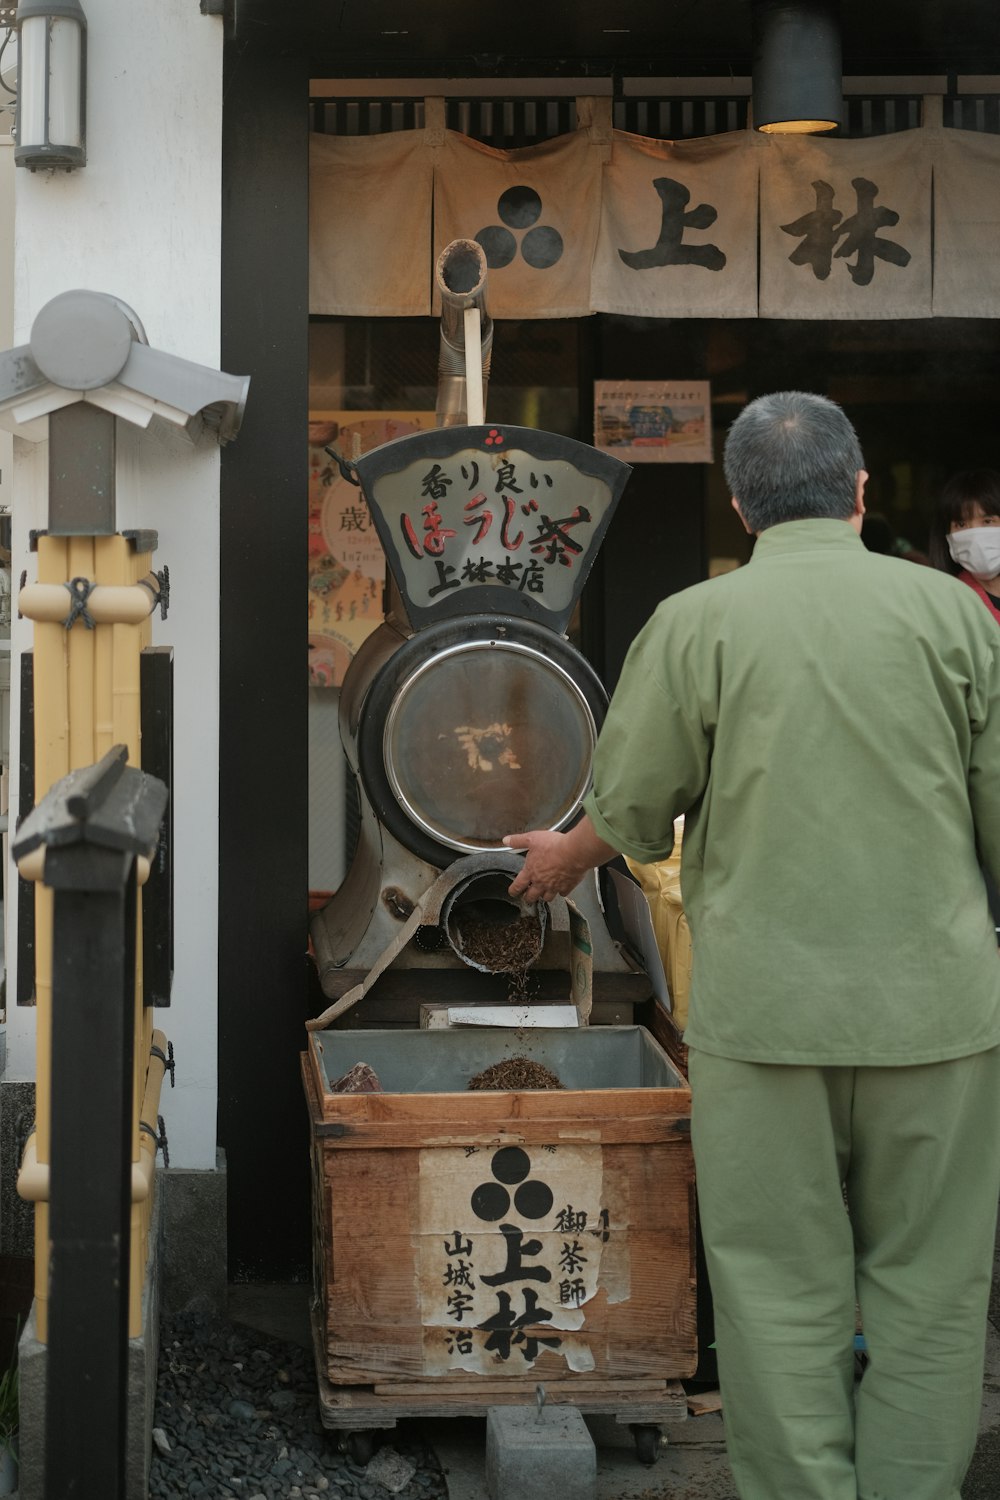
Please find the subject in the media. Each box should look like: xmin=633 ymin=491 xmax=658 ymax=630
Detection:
xmin=584 ymin=519 xmax=1000 ymax=1066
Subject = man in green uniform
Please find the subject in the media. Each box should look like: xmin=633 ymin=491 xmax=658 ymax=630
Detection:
xmin=505 ymin=390 xmax=1000 ymax=1500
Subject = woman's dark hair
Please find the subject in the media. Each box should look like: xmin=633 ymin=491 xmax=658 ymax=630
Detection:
xmin=928 ymin=468 xmax=1000 ymax=573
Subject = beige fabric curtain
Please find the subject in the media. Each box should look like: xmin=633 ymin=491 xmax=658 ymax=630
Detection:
xmin=309 ymin=130 xmax=435 ymax=317
xmin=308 ymin=119 xmax=998 ymax=321
xmin=759 ymin=129 xmax=933 ymax=319
xmin=932 ymin=127 xmax=1000 ymax=318
xmin=592 ymin=131 xmax=759 ymax=317
xmin=432 ymin=128 xmax=601 ymax=319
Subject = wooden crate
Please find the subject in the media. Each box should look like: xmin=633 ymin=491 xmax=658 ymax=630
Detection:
xmin=302 ymin=1026 xmax=697 ymax=1400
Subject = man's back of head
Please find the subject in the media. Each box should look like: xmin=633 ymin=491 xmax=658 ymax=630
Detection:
xmin=724 ymin=391 xmax=865 ymax=534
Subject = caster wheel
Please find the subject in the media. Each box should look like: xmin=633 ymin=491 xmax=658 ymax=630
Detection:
xmin=631 ymin=1423 xmax=662 ymax=1467
xmin=345 ymin=1430 xmax=377 ymax=1465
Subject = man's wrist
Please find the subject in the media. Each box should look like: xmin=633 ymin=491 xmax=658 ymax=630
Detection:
xmin=565 ymin=815 xmax=617 ymax=873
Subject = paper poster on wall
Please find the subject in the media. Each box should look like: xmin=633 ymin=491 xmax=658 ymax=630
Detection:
xmin=593 ymin=381 xmax=713 ymax=463
xmin=308 ymin=411 xmax=436 ymax=686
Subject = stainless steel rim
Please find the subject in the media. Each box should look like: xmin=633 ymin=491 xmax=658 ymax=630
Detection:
xmin=382 ymin=637 xmax=597 ymax=853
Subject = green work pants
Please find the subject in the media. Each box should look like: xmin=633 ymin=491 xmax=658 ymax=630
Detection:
xmin=687 ymin=1045 xmax=1000 ymax=1500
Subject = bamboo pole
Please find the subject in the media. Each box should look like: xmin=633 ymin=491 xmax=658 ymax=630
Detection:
xmin=102 ymin=538 xmax=147 ymax=1337
xmin=66 ymin=536 xmax=96 ymax=773
xmin=18 ymin=579 xmax=162 ymax=626
xmin=31 ymin=535 xmax=72 ymax=1343
xmin=93 ymin=538 xmax=118 ymax=761
xmin=32 ymin=538 xmax=66 ymax=1322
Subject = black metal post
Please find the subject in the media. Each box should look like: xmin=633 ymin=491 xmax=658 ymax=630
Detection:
xmin=46 ymin=875 xmax=135 ymax=1498
xmin=12 ymin=745 xmax=167 ymax=1500
xmin=48 ymin=405 xmax=117 ymax=536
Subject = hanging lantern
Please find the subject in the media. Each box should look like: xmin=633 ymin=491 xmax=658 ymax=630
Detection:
xmin=752 ymin=0 xmax=842 ymax=135
xmin=14 ymin=0 xmax=86 ymax=171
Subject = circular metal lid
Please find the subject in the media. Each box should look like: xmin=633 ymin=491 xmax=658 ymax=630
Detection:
xmin=383 ymin=638 xmax=597 ymax=853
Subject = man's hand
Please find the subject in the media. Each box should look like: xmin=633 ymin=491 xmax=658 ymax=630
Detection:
xmin=503 ymin=830 xmax=585 ymax=902
xmin=503 ymin=816 xmax=618 ymax=903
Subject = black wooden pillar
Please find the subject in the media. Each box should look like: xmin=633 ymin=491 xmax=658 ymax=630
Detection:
xmin=220 ymin=40 xmax=312 ymax=1278
xmin=12 ymin=746 xmax=166 ymax=1500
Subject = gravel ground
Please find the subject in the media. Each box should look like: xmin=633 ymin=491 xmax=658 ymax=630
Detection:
xmin=148 ymin=1310 xmax=449 ymax=1500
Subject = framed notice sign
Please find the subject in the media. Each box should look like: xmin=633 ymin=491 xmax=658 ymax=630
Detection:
xmin=594 ymin=381 xmax=713 ymax=464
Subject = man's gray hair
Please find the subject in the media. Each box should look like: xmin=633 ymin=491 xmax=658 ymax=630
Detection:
xmin=723 ymin=391 xmax=864 ymax=533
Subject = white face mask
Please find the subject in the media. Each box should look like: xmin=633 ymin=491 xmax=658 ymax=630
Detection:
xmin=947 ymin=526 xmax=1000 ymax=583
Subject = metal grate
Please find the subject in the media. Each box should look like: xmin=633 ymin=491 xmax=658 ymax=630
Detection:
xmin=843 ymin=96 xmax=924 ymax=135
xmin=310 ymin=96 xmax=578 ymax=146
xmin=311 ymin=92 xmax=1000 ymax=143
xmin=615 ymin=97 xmax=749 ymax=138
xmin=945 ymin=94 xmax=1000 ymax=132
xmin=447 ymin=97 xmax=577 ymax=147
xmin=311 ymin=97 xmax=425 ymax=135
xmin=311 ymin=95 xmax=748 ymax=143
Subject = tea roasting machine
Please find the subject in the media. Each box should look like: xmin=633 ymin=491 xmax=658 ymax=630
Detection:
xmin=309 ymin=241 xmax=651 ymax=1028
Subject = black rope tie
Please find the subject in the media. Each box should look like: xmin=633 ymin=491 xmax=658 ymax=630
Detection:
xmin=140 ymin=1115 xmax=170 ymax=1167
xmin=150 ymin=1040 xmax=176 ymax=1087
xmin=138 ymin=566 xmax=170 ymax=621
xmin=63 ymin=576 xmax=96 ymax=630
xmin=323 ymin=444 xmax=360 ymax=487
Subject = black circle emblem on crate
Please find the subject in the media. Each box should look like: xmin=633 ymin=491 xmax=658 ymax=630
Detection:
xmin=493 ymin=1145 xmax=531 ymax=1182
xmin=470 ymin=1146 xmax=555 ymax=1223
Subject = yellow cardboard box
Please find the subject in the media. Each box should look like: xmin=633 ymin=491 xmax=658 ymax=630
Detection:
xmin=625 ymin=822 xmax=692 ymax=1029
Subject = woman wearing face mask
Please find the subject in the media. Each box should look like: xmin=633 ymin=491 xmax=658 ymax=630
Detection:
xmin=929 ymin=468 xmax=1000 ymax=625
xmin=931 ymin=471 xmax=1000 ymax=938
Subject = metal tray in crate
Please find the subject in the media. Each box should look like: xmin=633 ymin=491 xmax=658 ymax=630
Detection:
xmin=310 ymin=1023 xmax=686 ymax=1097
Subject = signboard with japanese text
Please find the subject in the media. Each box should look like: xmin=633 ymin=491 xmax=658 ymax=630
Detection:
xmin=594 ymin=381 xmax=713 ymax=464
xmin=311 ymin=122 xmax=999 ymax=321
xmin=417 ymin=1143 xmax=628 ymax=1376
xmin=308 ymin=412 xmax=435 ymax=687
xmin=354 ymin=425 xmax=632 ymax=634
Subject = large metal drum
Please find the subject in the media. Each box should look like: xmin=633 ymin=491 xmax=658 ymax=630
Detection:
xmin=357 ymin=614 xmax=606 ymax=867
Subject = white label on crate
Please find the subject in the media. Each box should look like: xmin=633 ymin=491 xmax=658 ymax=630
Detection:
xmin=415 ymin=1143 xmax=626 ymax=1376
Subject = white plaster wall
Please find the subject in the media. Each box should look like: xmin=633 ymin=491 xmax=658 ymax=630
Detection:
xmin=0 ymin=129 xmax=12 ymax=512
xmin=6 ymin=0 xmax=224 ymax=1170
xmin=0 ymin=129 xmax=12 ymax=924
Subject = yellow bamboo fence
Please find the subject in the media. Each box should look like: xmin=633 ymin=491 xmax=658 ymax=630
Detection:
xmin=16 ymin=533 xmax=169 ymax=1340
